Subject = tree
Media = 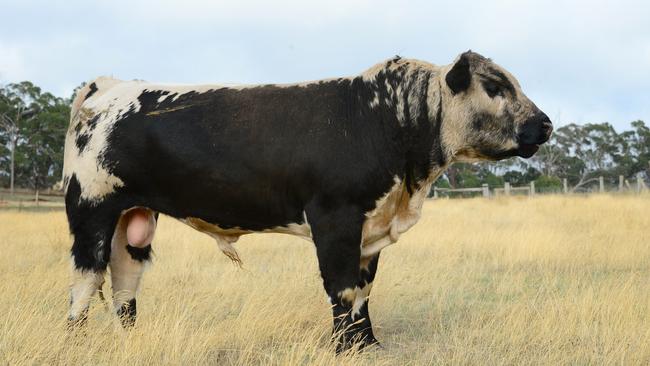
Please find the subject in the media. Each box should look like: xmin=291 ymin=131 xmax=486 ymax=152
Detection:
xmin=619 ymin=120 xmax=650 ymax=180
xmin=0 ymin=82 xmax=70 ymax=192
xmin=17 ymin=93 xmax=69 ymax=190
xmin=502 ymin=167 xmax=540 ymax=186
xmin=530 ymin=138 xmax=565 ymax=177
xmin=534 ymin=175 xmax=562 ymax=192
xmin=0 ymin=82 xmax=42 ymax=193
xmin=547 ymin=123 xmax=625 ymax=191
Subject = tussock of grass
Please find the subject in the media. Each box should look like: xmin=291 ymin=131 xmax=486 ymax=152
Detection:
xmin=1 ymin=194 xmax=649 ymax=365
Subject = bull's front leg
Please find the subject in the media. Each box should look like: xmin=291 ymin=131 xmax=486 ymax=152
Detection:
xmin=307 ymin=203 xmax=380 ymax=353
xmin=355 ymin=253 xmax=380 ymax=345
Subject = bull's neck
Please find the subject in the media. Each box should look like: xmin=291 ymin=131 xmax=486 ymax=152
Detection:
xmin=353 ymin=61 xmax=447 ymax=192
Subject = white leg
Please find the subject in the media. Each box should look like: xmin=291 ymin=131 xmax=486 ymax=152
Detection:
xmin=69 ymin=267 xmax=105 ymax=325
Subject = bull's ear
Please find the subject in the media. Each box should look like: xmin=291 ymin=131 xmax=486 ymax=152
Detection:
xmin=445 ymin=52 xmax=472 ymax=94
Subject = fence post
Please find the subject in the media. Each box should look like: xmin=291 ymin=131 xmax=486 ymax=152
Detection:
xmin=599 ymin=176 xmax=605 ymax=193
xmin=530 ymin=181 xmax=535 ymax=196
xmin=504 ymin=182 xmax=511 ymax=196
xmin=619 ymin=175 xmax=624 ymax=192
xmin=638 ymin=174 xmax=644 ymax=193
xmin=433 ymin=187 xmax=439 ymax=199
xmin=482 ymin=184 xmax=489 ymax=198
xmin=563 ymin=178 xmax=568 ymax=194
xmin=35 ymin=190 xmax=39 ymax=207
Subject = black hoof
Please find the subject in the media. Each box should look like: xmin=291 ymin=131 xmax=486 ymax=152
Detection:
xmin=67 ymin=307 xmax=89 ymax=331
xmin=67 ymin=315 xmax=87 ymax=330
xmin=361 ymin=337 xmax=382 ymax=350
xmin=335 ymin=334 xmax=381 ymax=354
xmin=117 ymin=298 xmax=137 ymax=328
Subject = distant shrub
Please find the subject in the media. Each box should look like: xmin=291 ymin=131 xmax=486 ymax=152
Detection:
xmin=535 ymin=175 xmax=562 ymax=191
xmin=484 ymin=173 xmax=504 ymax=188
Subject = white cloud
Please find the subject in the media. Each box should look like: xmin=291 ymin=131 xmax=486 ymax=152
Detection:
xmin=0 ymin=42 xmax=27 ymax=82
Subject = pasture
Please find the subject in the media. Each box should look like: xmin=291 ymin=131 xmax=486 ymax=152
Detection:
xmin=1 ymin=194 xmax=649 ymax=365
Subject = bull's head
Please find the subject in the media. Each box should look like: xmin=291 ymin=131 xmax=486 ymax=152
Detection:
xmin=441 ymin=51 xmax=553 ymax=161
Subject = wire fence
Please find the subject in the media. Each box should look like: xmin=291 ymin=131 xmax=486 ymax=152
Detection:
xmin=432 ymin=174 xmax=649 ymax=199
xmin=0 ymin=188 xmax=65 ymax=211
xmin=1 ymin=173 xmax=648 ymax=210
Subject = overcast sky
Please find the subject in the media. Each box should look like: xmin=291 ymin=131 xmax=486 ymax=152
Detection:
xmin=1 ymin=0 xmax=648 ymax=131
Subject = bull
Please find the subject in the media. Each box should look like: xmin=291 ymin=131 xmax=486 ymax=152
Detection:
xmin=63 ymin=51 xmax=552 ymax=352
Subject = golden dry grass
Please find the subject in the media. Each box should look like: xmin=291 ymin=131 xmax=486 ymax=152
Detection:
xmin=1 ymin=194 xmax=649 ymax=365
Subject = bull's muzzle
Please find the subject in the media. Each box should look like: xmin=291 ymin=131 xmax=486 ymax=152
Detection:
xmin=517 ymin=112 xmax=553 ymax=158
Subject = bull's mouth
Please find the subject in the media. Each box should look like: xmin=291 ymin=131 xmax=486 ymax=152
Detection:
xmin=517 ymin=143 xmax=540 ymax=158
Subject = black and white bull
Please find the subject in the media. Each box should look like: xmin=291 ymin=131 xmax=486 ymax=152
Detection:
xmin=64 ymin=51 xmax=552 ymax=351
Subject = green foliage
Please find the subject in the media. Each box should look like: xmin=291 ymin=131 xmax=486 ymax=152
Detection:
xmin=435 ymin=177 xmax=451 ymax=189
xmin=483 ymin=172 xmax=504 ymax=188
xmin=534 ymin=175 xmax=563 ymax=192
xmin=0 ymin=82 xmax=70 ymax=190
xmin=458 ymin=167 xmax=481 ymax=188
xmin=502 ymin=167 xmax=540 ymax=186
xmin=620 ymin=120 xmax=650 ymax=180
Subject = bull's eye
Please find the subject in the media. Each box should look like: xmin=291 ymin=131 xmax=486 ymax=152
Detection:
xmin=482 ymin=80 xmax=503 ymax=98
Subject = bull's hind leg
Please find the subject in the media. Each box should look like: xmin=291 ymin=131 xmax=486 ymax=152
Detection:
xmin=307 ymin=203 xmax=379 ymax=353
xmin=110 ymin=208 xmax=156 ymax=327
xmin=69 ymin=266 xmax=105 ymax=327
xmin=67 ymin=202 xmax=122 ymax=328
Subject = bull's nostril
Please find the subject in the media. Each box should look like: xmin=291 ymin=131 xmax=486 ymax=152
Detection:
xmin=542 ymin=121 xmax=553 ymax=134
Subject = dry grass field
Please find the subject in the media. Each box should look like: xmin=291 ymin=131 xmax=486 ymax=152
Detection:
xmin=1 ymin=194 xmax=649 ymax=365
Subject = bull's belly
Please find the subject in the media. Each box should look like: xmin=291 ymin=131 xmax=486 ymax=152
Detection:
xmin=180 ymin=216 xmax=312 ymax=241
xmin=177 ymin=214 xmax=311 ymax=265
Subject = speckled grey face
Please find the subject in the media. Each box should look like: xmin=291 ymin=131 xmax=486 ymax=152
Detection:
xmin=443 ymin=51 xmax=553 ymax=162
